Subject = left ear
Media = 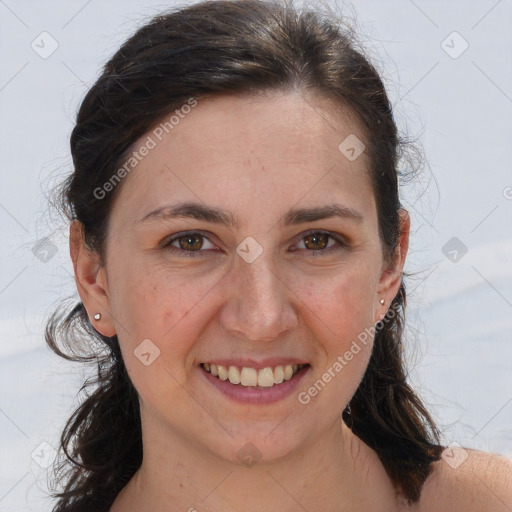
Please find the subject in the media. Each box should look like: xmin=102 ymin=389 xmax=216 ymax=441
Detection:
xmin=374 ymin=208 xmax=410 ymax=324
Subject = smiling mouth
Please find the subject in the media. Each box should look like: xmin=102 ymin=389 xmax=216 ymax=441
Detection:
xmin=201 ymin=363 xmax=308 ymax=388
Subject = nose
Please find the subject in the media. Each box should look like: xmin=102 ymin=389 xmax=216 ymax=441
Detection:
xmin=218 ymin=253 xmax=298 ymax=342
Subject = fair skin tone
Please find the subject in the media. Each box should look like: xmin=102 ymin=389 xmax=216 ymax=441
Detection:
xmin=71 ymin=92 xmax=512 ymax=511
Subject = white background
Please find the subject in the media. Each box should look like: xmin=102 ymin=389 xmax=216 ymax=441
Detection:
xmin=0 ymin=0 xmax=511 ymax=510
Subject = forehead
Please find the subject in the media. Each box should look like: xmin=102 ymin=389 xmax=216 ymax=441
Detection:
xmin=111 ymin=91 xmax=375 ymax=225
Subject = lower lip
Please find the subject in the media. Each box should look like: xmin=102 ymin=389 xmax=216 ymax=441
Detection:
xmin=200 ymin=365 xmax=310 ymax=404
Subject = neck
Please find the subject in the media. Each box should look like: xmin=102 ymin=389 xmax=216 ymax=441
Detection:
xmin=111 ymin=414 xmax=400 ymax=511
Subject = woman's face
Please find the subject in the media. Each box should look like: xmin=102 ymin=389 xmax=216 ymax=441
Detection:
xmin=78 ymin=91 xmax=406 ymax=464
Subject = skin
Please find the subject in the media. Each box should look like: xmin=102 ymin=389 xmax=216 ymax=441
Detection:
xmin=70 ymin=91 xmax=512 ymax=511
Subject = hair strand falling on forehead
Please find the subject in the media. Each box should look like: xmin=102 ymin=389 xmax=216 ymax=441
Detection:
xmin=45 ymin=1 xmax=442 ymax=510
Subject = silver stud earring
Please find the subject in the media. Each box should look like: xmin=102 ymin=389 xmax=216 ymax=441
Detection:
xmin=93 ymin=313 xmax=101 ymax=321
xmin=379 ymin=299 xmax=384 ymax=305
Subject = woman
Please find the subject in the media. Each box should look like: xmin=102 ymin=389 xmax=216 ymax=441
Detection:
xmin=46 ymin=0 xmax=512 ymax=510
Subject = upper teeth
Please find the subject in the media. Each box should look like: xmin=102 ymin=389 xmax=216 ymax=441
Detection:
xmin=202 ymin=363 xmax=304 ymax=387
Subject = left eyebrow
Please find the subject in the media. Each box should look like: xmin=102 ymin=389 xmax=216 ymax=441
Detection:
xmin=136 ymin=201 xmax=364 ymax=228
xmin=282 ymin=203 xmax=364 ymax=225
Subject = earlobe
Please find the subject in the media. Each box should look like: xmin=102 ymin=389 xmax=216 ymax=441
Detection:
xmin=69 ymin=220 xmax=117 ymax=337
xmin=375 ymin=209 xmax=410 ymax=323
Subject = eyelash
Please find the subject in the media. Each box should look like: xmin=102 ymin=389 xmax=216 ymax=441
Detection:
xmin=162 ymin=230 xmax=346 ymax=258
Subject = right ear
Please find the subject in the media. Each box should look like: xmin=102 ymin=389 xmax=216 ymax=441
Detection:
xmin=69 ymin=220 xmax=116 ymax=337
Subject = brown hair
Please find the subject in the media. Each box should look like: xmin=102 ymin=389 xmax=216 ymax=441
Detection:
xmin=46 ymin=1 xmax=442 ymax=510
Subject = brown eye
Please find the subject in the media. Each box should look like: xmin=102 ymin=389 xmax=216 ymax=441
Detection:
xmin=302 ymin=232 xmax=330 ymax=250
xmin=177 ymin=234 xmax=203 ymax=251
xmin=163 ymin=232 xmax=216 ymax=257
xmin=294 ymin=230 xmax=345 ymax=256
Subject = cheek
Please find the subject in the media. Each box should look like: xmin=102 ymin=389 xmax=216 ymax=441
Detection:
xmin=295 ymin=263 xmax=377 ymax=371
xmin=298 ymin=263 xmax=378 ymax=340
xmin=294 ymin=271 xmax=376 ymax=412
xmin=109 ymin=265 xmax=221 ymax=412
xmin=108 ymin=259 xmax=223 ymax=360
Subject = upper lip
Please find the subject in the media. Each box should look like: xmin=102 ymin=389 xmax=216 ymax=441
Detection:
xmin=201 ymin=358 xmax=309 ymax=369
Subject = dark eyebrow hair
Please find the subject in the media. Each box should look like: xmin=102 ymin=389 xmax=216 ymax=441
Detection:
xmin=137 ymin=201 xmax=364 ymax=228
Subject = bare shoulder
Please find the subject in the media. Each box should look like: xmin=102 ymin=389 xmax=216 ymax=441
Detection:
xmin=413 ymin=447 xmax=512 ymax=512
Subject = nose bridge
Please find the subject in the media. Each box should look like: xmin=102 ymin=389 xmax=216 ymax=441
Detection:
xmin=242 ymin=255 xmax=281 ymax=305
xmin=220 ymin=249 xmax=297 ymax=342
